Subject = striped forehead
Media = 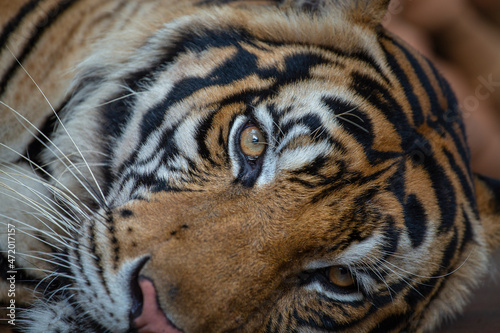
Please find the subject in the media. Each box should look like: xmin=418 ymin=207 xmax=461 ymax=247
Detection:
xmin=112 ymin=82 xmax=349 ymax=191
xmin=110 ymin=30 xmax=349 ymax=165
xmin=102 ymin=27 xmax=394 ymax=203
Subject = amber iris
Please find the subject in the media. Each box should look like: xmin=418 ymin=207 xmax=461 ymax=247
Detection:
xmin=240 ymin=125 xmax=266 ymax=158
xmin=328 ymin=266 xmax=355 ymax=288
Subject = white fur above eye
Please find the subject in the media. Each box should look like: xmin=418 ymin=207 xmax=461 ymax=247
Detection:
xmin=228 ymin=116 xmax=249 ymax=179
xmin=277 ymin=141 xmax=333 ymax=171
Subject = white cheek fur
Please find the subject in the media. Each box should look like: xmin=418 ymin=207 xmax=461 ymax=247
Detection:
xmin=228 ymin=116 xmax=249 ymax=179
xmin=305 ymin=280 xmax=364 ymax=302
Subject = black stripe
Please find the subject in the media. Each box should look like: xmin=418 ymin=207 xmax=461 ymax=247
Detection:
xmin=137 ymin=28 xmax=335 ymax=139
xmin=322 ymin=96 xmax=375 ymax=151
xmin=24 ymin=93 xmax=71 ymax=177
xmin=433 ymin=65 xmax=472 ymax=175
xmin=384 ymin=34 xmax=470 ymax=175
xmin=350 ymin=72 xmax=410 ymax=142
xmin=387 ymin=162 xmax=425 ymax=247
xmin=423 ymin=58 xmax=468 ymax=160
xmin=195 ymin=111 xmax=219 ymax=165
xmin=115 ymin=29 xmax=336 ymax=182
xmin=0 ymin=0 xmax=43 ymax=51
xmin=101 ymin=90 xmax=134 ymax=194
xmin=350 ymin=71 xmax=459 ymax=232
xmin=404 ymin=194 xmax=427 ymax=248
xmin=264 ymin=313 xmax=276 ymax=333
xmin=106 ymin=214 xmax=120 ymax=271
xmin=280 ymin=114 xmax=329 ymax=144
xmin=458 ymin=206 xmax=474 ymax=252
xmin=367 ymin=313 xmax=408 ymax=333
xmin=24 ymin=113 xmax=58 ymax=176
xmin=309 ymin=161 xmax=351 ymax=203
xmin=323 ymin=45 xmax=390 ymax=85
xmin=0 ymin=0 xmax=80 ymax=97
xmin=73 ymin=229 xmax=91 ymax=289
xmin=323 ymin=94 xmax=401 ymax=164
xmin=288 ymin=176 xmax=317 ymax=189
xmin=391 ymin=145 xmax=458 ymax=235
xmin=312 ymin=160 xmax=395 ymax=206
xmin=380 ymin=36 xmax=424 ymax=127
xmin=380 ymin=215 xmax=400 ymax=255
xmin=349 ymin=72 xmax=409 ymax=163
xmin=390 ymin=37 xmax=442 ymax=121
xmin=291 ymin=155 xmax=329 ymax=178
xmin=443 ymin=148 xmax=475 ymax=210
xmin=90 ymin=217 xmax=113 ymax=298
xmin=405 ymin=228 xmax=459 ymax=315
xmin=428 ymin=159 xmax=458 ymax=233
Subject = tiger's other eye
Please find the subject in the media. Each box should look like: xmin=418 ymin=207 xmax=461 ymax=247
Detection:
xmin=240 ymin=125 xmax=266 ymax=158
xmin=328 ymin=266 xmax=355 ymax=288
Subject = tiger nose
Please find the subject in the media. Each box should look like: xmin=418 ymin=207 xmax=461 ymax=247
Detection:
xmin=131 ymin=277 xmax=183 ymax=332
xmin=129 ymin=256 xmax=150 ymax=322
xmin=129 ymin=257 xmax=183 ymax=332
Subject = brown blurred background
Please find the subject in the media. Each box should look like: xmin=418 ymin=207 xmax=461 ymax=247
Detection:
xmin=384 ymin=0 xmax=500 ymax=179
xmin=384 ymin=0 xmax=500 ymax=331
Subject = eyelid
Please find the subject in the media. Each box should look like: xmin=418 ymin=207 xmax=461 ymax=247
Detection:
xmin=305 ymin=260 xmax=346 ymax=271
xmin=305 ymin=280 xmax=364 ymax=302
xmin=302 ymin=261 xmax=374 ymax=297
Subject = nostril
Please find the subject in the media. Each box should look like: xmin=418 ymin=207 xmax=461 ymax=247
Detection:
xmin=133 ymin=277 xmax=183 ymax=333
xmin=129 ymin=256 xmax=150 ymax=321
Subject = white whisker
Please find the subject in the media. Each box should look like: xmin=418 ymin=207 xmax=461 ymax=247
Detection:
xmin=0 ymin=183 xmax=78 ymax=240
xmin=4 ymin=46 xmax=107 ymax=207
xmin=91 ymin=91 xmax=140 ymax=108
xmin=13 ymin=251 xmax=72 ymax=269
xmin=0 ymin=170 xmax=85 ymax=228
xmin=380 ymin=250 xmax=473 ymax=280
xmin=361 ymin=261 xmax=394 ymax=302
xmin=0 ymin=215 xmax=66 ymax=251
xmin=0 ymin=127 xmax=102 ymax=213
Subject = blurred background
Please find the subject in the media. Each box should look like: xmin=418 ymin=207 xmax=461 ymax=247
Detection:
xmin=384 ymin=0 xmax=500 ymax=331
xmin=384 ymin=0 xmax=500 ymax=179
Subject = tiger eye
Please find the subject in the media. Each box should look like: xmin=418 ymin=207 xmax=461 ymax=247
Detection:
xmin=328 ymin=266 xmax=355 ymax=288
xmin=240 ymin=125 xmax=266 ymax=158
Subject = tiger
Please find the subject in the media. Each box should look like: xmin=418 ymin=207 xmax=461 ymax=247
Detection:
xmin=0 ymin=0 xmax=499 ymax=332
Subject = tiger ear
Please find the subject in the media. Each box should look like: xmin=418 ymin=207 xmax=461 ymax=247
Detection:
xmin=280 ymin=0 xmax=390 ymax=25
xmin=474 ymin=175 xmax=500 ymax=251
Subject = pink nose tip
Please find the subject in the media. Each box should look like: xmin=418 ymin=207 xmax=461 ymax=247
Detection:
xmin=134 ymin=277 xmax=183 ymax=333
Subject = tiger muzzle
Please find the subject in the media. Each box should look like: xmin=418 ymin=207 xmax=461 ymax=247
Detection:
xmin=112 ymin=191 xmax=288 ymax=333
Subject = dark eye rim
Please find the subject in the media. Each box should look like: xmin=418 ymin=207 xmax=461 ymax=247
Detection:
xmin=234 ymin=119 xmax=267 ymax=187
xmin=300 ymin=266 xmax=360 ymax=295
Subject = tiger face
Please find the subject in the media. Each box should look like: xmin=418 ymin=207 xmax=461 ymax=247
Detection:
xmin=1 ymin=0 xmax=499 ymax=332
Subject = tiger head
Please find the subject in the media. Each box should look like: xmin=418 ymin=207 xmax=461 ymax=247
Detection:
xmin=18 ymin=0 xmax=500 ymax=332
